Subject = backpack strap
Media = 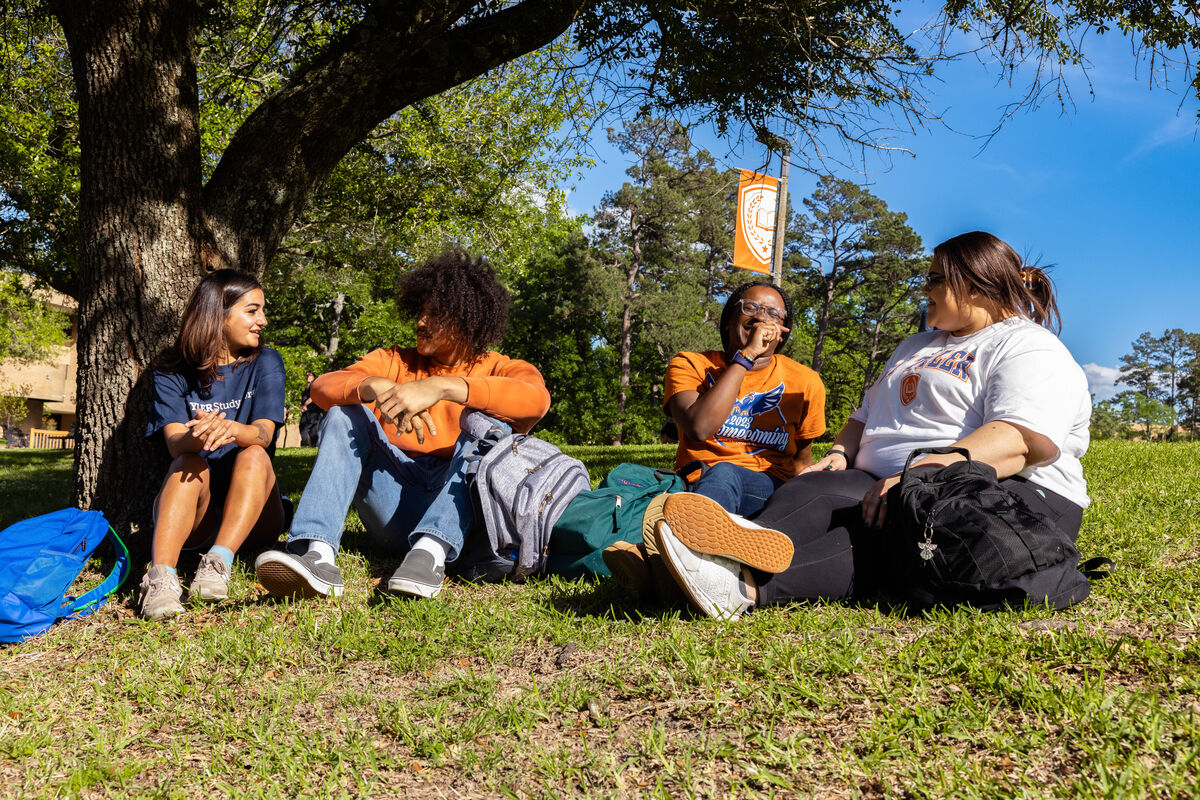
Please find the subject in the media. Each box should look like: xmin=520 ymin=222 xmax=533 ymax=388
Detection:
xmin=676 ymin=459 xmax=710 ymax=487
xmin=1080 ymin=556 xmax=1115 ymax=580
xmin=900 ymin=446 xmax=972 ymax=477
xmin=63 ymin=525 xmax=130 ymax=618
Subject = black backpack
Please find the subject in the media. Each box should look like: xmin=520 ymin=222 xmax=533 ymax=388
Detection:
xmin=883 ymin=447 xmax=1111 ymax=611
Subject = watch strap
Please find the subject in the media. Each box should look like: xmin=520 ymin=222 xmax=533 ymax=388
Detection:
xmin=730 ymin=350 xmax=755 ymax=370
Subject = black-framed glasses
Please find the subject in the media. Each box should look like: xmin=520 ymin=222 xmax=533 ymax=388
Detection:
xmin=737 ymin=298 xmax=787 ymax=322
xmin=923 ymin=274 xmax=947 ymax=291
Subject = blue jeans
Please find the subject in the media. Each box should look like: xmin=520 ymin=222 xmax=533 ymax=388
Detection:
xmin=288 ymin=404 xmax=508 ymax=561
xmin=691 ymin=462 xmax=782 ymax=518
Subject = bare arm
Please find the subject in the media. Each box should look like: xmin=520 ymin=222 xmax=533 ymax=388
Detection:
xmin=789 ymin=438 xmax=816 ymax=475
xmin=163 ymin=413 xmax=277 ymax=459
xmin=800 ymin=418 xmax=866 ymax=474
xmin=670 ymin=319 xmax=787 ymax=442
xmin=359 ymin=375 xmax=468 ymax=444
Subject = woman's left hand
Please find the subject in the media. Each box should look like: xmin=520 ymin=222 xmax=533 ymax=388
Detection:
xmin=861 ymin=473 xmax=902 ymax=528
xmin=187 ymin=409 xmax=237 ymax=452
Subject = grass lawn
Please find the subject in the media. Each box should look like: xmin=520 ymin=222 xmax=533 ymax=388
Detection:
xmin=0 ymin=441 xmax=1197 ymax=798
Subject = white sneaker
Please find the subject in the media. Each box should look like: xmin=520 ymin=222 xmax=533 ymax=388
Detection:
xmin=657 ymin=521 xmax=754 ymax=621
xmin=189 ymin=552 xmax=231 ymax=602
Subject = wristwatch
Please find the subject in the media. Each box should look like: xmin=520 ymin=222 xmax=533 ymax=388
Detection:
xmin=730 ymin=350 xmax=755 ymax=370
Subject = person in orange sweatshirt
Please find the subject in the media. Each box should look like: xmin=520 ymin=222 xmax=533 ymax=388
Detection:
xmin=254 ymin=249 xmax=550 ymax=600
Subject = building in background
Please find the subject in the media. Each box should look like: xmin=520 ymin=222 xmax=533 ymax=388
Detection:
xmin=0 ymin=284 xmax=77 ymax=447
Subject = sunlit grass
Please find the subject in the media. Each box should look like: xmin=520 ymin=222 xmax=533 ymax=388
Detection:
xmin=1 ymin=441 xmax=1197 ymax=798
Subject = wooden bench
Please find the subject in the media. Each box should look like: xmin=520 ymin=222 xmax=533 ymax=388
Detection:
xmin=29 ymin=428 xmax=75 ymax=450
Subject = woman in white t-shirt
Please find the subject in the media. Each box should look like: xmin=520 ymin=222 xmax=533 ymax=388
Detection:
xmin=650 ymin=231 xmax=1092 ymax=620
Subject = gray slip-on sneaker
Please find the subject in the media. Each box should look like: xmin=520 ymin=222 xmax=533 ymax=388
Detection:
xmin=386 ymin=550 xmax=446 ymax=599
xmin=189 ymin=552 xmax=231 ymax=602
xmin=255 ymin=549 xmax=344 ymax=598
xmin=139 ymin=564 xmax=185 ymax=621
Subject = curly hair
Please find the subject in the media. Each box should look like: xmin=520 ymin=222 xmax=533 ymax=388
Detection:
xmin=397 ymin=249 xmax=510 ymax=357
xmin=719 ymin=281 xmax=794 ymax=352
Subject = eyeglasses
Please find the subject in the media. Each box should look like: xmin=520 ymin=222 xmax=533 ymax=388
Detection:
xmin=923 ymin=274 xmax=947 ymax=291
xmin=737 ymin=299 xmax=787 ymax=322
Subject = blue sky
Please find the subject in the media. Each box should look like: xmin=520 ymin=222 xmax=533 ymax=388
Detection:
xmin=564 ymin=33 xmax=1200 ymax=403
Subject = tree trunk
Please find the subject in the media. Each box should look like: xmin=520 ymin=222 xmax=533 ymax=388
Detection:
xmin=56 ymin=0 xmax=206 ymax=539
xmin=615 ymin=253 xmax=640 ymax=446
xmin=810 ymin=232 xmax=843 ymax=374
xmin=811 ymin=273 xmax=836 ymax=373
xmin=320 ymin=291 xmax=347 ymax=363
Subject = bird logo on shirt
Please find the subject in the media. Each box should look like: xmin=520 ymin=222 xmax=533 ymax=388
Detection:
xmin=731 ymin=383 xmax=785 ymax=420
xmin=715 ymin=383 xmax=790 ymax=451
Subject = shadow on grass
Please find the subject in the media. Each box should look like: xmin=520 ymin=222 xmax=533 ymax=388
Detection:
xmin=539 ymin=574 xmax=696 ymax=622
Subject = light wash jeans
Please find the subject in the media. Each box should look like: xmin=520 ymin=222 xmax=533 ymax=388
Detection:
xmin=287 ymin=404 xmax=508 ymax=561
xmin=691 ymin=462 xmax=783 ymax=518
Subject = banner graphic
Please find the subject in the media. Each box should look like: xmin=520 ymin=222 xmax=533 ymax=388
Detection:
xmin=733 ymin=169 xmax=779 ymax=274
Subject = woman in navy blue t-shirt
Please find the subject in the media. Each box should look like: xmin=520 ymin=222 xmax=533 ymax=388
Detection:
xmin=140 ymin=269 xmax=286 ymax=620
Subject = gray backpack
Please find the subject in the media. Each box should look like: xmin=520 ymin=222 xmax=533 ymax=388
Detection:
xmin=453 ymin=412 xmax=591 ymax=581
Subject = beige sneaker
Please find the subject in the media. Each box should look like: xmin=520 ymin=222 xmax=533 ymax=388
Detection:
xmin=138 ymin=565 xmax=184 ymax=620
xmin=189 ymin=552 xmax=231 ymax=602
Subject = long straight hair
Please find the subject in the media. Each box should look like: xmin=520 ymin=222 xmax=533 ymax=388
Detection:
xmin=934 ymin=231 xmax=1062 ymax=334
xmin=156 ymin=269 xmax=263 ymax=387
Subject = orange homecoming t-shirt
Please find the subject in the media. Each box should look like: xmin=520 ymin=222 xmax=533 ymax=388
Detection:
xmin=311 ymin=348 xmax=550 ymax=460
xmin=664 ymin=351 xmax=826 ymax=482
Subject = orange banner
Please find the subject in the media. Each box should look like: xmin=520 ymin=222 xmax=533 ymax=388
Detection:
xmin=733 ymin=169 xmax=779 ymax=274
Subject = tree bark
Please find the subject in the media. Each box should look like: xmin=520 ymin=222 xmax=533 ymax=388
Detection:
xmin=55 ymin=0 xmax=206 ymax=537
xmin=321 ymin=291 xmax=347 ymax=363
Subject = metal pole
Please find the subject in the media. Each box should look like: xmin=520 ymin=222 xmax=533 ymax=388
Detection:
xmin=769 ymin=141 xmax=791 ymax=288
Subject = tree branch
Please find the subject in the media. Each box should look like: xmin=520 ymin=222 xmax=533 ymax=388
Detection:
xmin=203 ymin=0 xmax=590 ymax=273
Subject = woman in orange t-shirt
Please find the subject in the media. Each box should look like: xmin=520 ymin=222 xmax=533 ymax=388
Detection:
xmin=604 ymin=282 xmax=825 ymax=605
xmin=664 ymin=282 xmax=826 ymax=517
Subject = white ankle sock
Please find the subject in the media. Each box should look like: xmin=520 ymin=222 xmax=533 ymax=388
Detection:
xmin=306 ymin=540 xmax=337 ymax=565
xmin=410 ymin=535 xmax=450 ymax=569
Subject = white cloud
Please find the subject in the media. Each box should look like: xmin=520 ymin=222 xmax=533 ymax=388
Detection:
xmin=1083 ymin=363 xmax=1122 ymax=402
xmin=1127 ymin=115 xmax=1199 ymax=160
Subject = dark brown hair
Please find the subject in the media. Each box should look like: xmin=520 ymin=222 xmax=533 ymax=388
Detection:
xmin=933 ymin=231 xmax=1062 ymax=333
xmin=156 ymin=269 xmax=264 ymax=386
xmin=397 ymin=248 xmax=509 ymax=358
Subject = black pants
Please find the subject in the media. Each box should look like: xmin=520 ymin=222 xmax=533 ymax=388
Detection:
xmin=752 ymin=469 xmax=1084 ymax=608
xmin=299 ymin=409 xmax=324 ymax=447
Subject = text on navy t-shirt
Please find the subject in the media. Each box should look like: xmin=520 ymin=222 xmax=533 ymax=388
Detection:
xmin=147 ymin=348 xmax=286 ymax=461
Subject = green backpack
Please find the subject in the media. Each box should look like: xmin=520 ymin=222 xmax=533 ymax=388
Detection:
xmin=545 ymin=463 xmax=687 ymax=579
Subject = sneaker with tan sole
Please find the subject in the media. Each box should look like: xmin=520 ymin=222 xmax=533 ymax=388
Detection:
xmin=190 ymin=552 xmax=231 ymax=602
xmin=255 ymin=549 xmax=344 ymax=598
xmin=139 ymin=565 xmax=184 ymax=621
xmin=662 ymin=493 xmax=794 ymax=573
